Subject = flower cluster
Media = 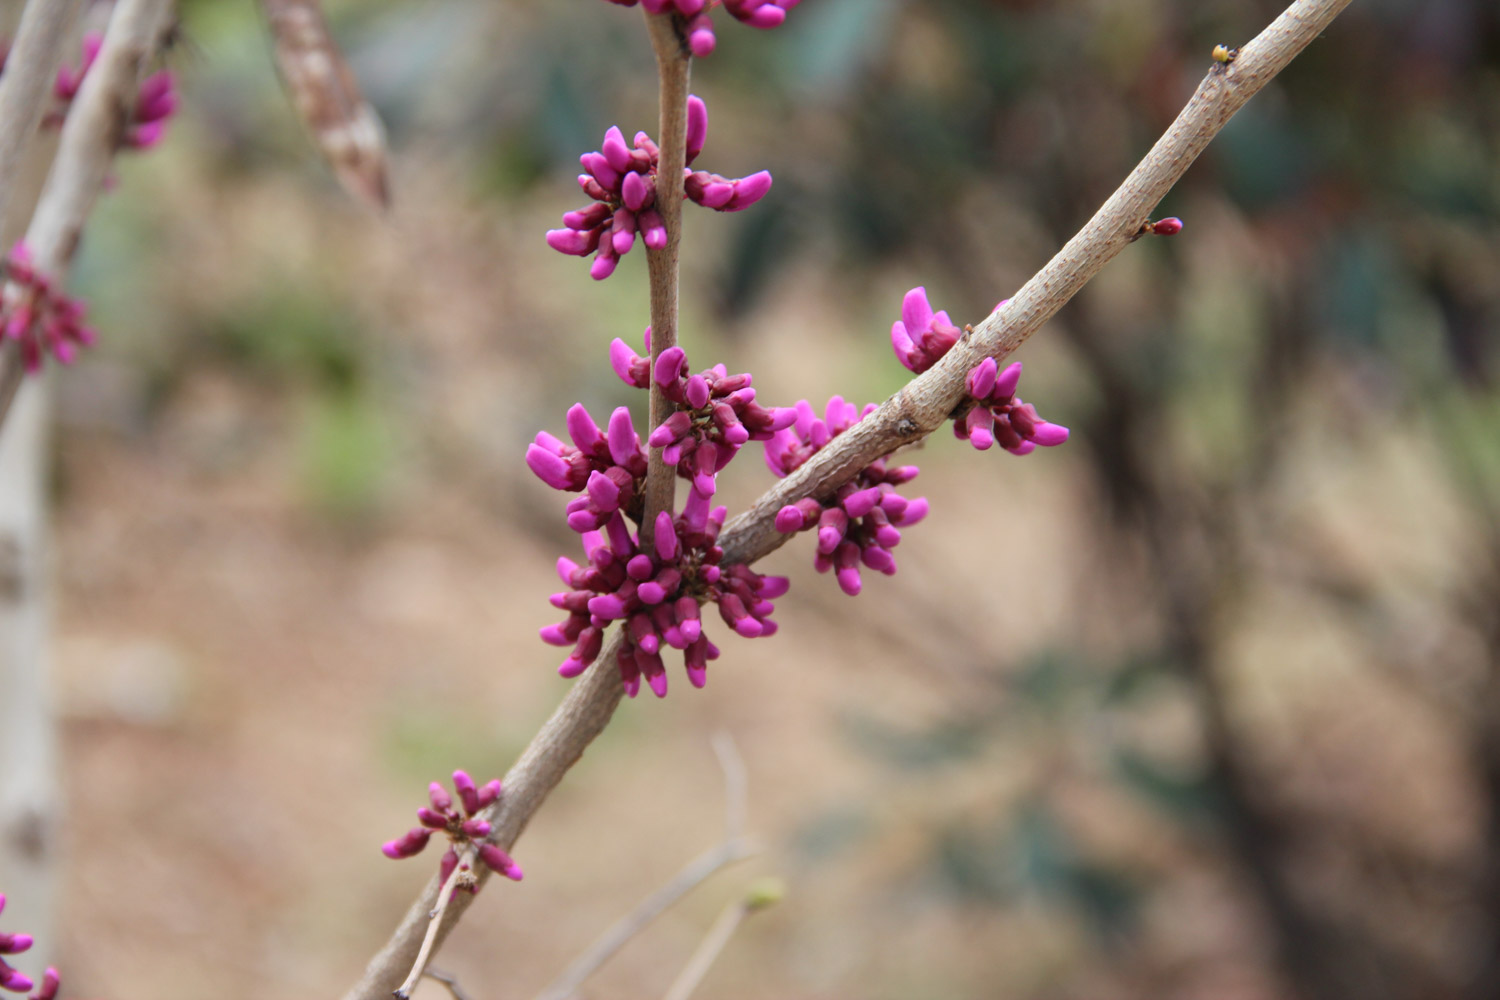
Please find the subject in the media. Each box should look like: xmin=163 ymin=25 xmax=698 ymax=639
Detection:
xmin=601 ymin=0 xmax=801 ymax=57
xmin=382 ymin=772 xmax=523 ymax=892
xmin=2 ymin=243 xmax=96 ymax=374
xmin=546 ymin=95 xmax=771 ymax=280
xmin=527 ymin=404 xmax=649 ymax=533
xmin=543 ymin=503 xmax=786 ymax=697
xmin=886 ymin=287 xmax=1071 ymax=455
xmin=958 ymin=358 xmax=1070 ymax=454
xmin=0 ymin=895 xmax=59 ymax=1000
xmin=767 ymin=398 xmax=930 ymax=596
xmin=50 ymin=33 xmax=178 ymax=150
xmin=612 ymin=329 xmax=794 ymax=501
xmin=889 ymin=286 xmax=962 ymax=375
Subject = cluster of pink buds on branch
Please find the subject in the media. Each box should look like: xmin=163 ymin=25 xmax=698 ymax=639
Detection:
xmin=613 ymin=330 xmax=794 ymax=502
xmin=382 ymin=772 xmax=523 ymax=893
xmin=600 ymin=0 xmax=801 ymax=57
xmin=768 ymin=399 xmax=930 ymax=596
xmin=48 ymin=33 xmax=178 ymax=150
xmin=0 ymin=895 xmax=59 ymax=1000
xmin=546 ymin=96 xmax=771 ymax=280
xmin=889 ymin=288 xmax=1070 ymax=454
xmin=2 ymin=243 xmax=95 ymax=374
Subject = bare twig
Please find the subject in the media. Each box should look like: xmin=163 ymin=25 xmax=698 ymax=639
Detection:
xmin=0 ymin=0 xmax=177 ymax=427
xmin=395 ymin=853 xmax=474 ymax=999
xmin=533 ymin=734 xmax=757 ymax=1000
xmin=424 ymin=968 xmax=475 ymax=1000
xmin=660 ymin=881 xmax=782 ymax=1000
xmin=639 ymin=10 xmax=691 ymax=545
xmin=342 ymin=4 xmax=1354 ymax=996
xmin=259 ymin=0 xmax=390 ymax=208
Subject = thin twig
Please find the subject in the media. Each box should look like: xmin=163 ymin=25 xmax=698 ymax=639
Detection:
xmin=0 ymin=0 xmax=177 ymax=429
xmin=659 ymin=898 xmax=750 ymax=1000
xmin=424 ymin=968 xmax=476 ymax=1000
xmin=396 ymin=853 xmax=473 ymax=999
xmin=533 ymin=733 xmax=756 ymax=1000
xmin=639 ymin=10 xmax=691 ymax=546
xmin=341 ymin=4 xmax=1354 ymax=996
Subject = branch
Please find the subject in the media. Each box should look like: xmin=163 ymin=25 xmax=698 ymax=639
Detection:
xmin=533 ymin=734 xmax=756 ymax=1000
xmin=0 ymin=0 xmax=83 ymax=229
xmin=342 ymin=3 xmax=1354 ymax=995
xmin=660 ymin=880 xmax=782 ymax=1000
xmin=0 ymin=0 xmax=177 ymax=428
xmin=640 ymin=11 xmax=691 ymax=545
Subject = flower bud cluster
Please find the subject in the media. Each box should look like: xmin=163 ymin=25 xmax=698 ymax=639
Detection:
xmin=2 ymin=243 xmax=96 ymax=374
xmin=889 ymin=286 xmax=962 ymax=374
xmin=526 ymin=404 xmax=649 ymax=532
xmin=542 ymin=504 xmax=786 ymax=697
xmin=49 ymin=34 xmax=177 ymax=149
xmin=885 ymin=287 xmax=1072 ymax=456
xmin=612 ymin=329 xmax=795 ymax=502
xmin=766 ymin=398 xmax=930 ymax=596
xmin=958 ymin=358 xmax=1070 ymax=455
xmin=0 ymin=895 xmax=58 ymax=999
xmin=546 ymin=95 xmax=771 ymax=280
xmin=600 ymin=0 xmax=801 ymax=57
xmin=382 ymin=771 xmax=523 ymax=893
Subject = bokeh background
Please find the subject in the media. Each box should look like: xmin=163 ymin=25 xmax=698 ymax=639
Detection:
xmin=2 ymin=0 xmax=1498 ymax=997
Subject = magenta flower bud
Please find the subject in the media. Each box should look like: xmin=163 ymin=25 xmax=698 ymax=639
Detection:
xmin=1152 ymin=216 xmax=1183 ymax=235
xmin=580 ymin=151 xmax=620 ymax=190
xmin=588 ymin=593 xmax=630 ymax=619
xmin=382 ymin=827 xmax=432 ymax=859
xmin=611 ymin=211 xmax=638 ymax=256
xmin=586 ymin=469 xmax=621 ymax=509
xmin=476 ymin=779 xmax=502 ymax=810
xmin=479 ymin=843 xmax=524 ymax=881
xmin=32 ymin=967 xmax=59 ymax=1000
xmin=607 ymin=407 xmax=639 ymax=466
xmin=1032 ymin=421 xmax=1070 ymax=446
xmin=0 ymin=967 xmax=33 ymax=993
xmin=686 ymin=94 xmax=708 ymax=163
xmin=600 ymin=126 xmax=633 ymax=173
xmin=968 ymin=357 xmax=997 ymax=399
xmin=687 ymin=14 xmax=717 ymax=56
xmin=994 ymin=362 xmax=1023 ymax=399
xmin=564 ymin=203 xmax=611 ymax=230
xmin=685 ymin=374 xmax=711 ymax=409
xmin=417 ymin=807 xmax=449 ymax=829
xmin=655 ymin=346 xmax=687 ymax=388
xmin=894 ymin=497 xmax=929 ymax=526
xmin=539 ymin=623 xmax=573 ymax=646
xmin=640 ymin=208 xmax=668 ymax=249
xmin=841 ymin=486 xmax=882 ymax=519
xmin=0 ymin=933 xmax=33 ymax=955
xmin=525 ymin=444 xmax=574 ymax=490
xmin=902 ymin=287 xmax=934 ymax=340
xmin=727 ymin=170 xmax=773 ymax=211
xmin=462 ymin=818 xmax=492 ymax=839
xmin=622 ymin=170 xmax=651 ymax=212
xmin=626 ymin=553 xmax=655 ymax=581
xmin=453 ymin=771 xmax=480 ymax=815
xmin=589 ymin=253 xmax=618 ymax=281
xmin=655 ymin=511 xmax=679 ymax=561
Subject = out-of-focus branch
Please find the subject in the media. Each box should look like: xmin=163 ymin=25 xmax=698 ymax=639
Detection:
xmin=660 ymin=879 xmax=783 ymax=1000
xmin=343 ymin=3 xmax=1354 ymax=995
xmin=534 ymin=734 xmax=757 ymax=1000
xmin=0 ymin=0 xmax=83 ymax=230
xmin=258 ymin=0 xmax=390 ymax=208
xmin=0 ymin=0 xmax=178 ymax=428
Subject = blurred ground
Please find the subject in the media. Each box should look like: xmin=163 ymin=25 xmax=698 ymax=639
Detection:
xmin=6 ymin=1 xmax=1500 ymax=998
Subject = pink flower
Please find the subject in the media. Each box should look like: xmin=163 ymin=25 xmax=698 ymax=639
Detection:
xmin=958 ymin=358 xmax=1070 ymax=455
xmin=613 ymin=330 xmax=794 ymax=501
xmin=767 ymin=398 xmax=929 ymax=596
xmin=382 ymin=772 xmax=522 ymax=891
xmin=546 ymin=96 xmax=772 ymax=280
xmin=600 ymin=0 xmax=801 ymax=56
xmin=889 ymin=286 xmax=963 ymax=374
xmin=0 ymin=893 xmax=59 ymax=999
xmin=543 ymin=507 xmax=785 ymax=696
xmin=526 ymin=403 xmax=649 ymax=532
xmin=1 ymin=243 xmax=97 ymax=375
xmin=51 ymin=35 xmax=177 ymax=151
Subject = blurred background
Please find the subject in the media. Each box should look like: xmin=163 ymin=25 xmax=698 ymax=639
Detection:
xmin=0 ymin=0 xmax=1497 ymax=997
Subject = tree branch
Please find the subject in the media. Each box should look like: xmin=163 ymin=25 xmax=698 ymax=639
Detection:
xmin=0 ymin=0 xmax=83 ymax=230
xmin=533 ymin=734 xmax=756 ymax=1000
xmin=342 ymin=3 xmax=1354 ymax=995
xmin=0 ymin=0 xmax=177 ymax=430
xmin=639 ymin=10 xmax=691 ymax=546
